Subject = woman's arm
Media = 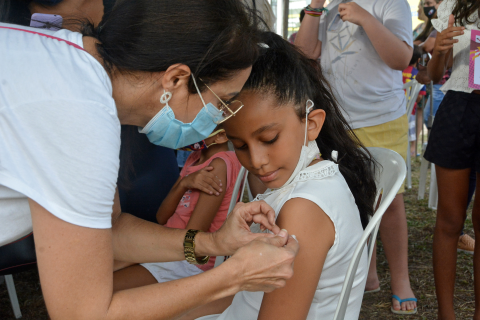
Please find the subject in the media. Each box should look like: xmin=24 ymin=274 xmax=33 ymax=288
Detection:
xmin=157 ymin=166 xmax=223 ymax=225
xmin=29 ymin=199 xmax=299 ymax=320
xmin=186 ymin=158 xmax=228 ymax=231
xmin=257 ymin=198 xmax=335 ymax=320
xmin=338 ymin=2 xmax=412 ymax=71
xmin=294 ymin=0 xmax=326 ymax=59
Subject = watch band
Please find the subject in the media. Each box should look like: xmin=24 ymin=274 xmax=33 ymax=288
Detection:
xmin=184 ymin=229 xmax=210 ymax=265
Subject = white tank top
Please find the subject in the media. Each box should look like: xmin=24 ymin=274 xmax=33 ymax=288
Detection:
xmin=197 ymin=160 xmax=368 ymax=320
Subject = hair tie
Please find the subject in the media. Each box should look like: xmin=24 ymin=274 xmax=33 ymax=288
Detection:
xmin=331 ymin=150 xmax=338 ymax=162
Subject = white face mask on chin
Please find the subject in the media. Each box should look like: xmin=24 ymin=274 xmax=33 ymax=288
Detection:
xmin=280 ymin=100 xmax=320 ymax=188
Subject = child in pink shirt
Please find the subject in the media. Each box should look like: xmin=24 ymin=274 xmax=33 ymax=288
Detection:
xmin=113 ymin=128 xmax=242 ymax=288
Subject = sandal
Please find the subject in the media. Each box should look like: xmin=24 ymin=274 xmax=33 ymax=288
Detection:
xmin=364 ymin=287 xmax=380 ymax=294
xmin=391 ymin=295 xmax=417 ymax=315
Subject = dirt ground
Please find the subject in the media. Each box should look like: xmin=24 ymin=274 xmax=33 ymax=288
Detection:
xmin=0 ymin=158 xmax=475 ymax=319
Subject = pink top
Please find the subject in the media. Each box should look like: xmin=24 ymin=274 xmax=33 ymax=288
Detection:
xmin=165 ymin=151 xmax=242 ymax=271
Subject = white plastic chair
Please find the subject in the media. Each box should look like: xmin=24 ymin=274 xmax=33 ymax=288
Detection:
xmin=214 ymin=167 xmax=248 ymax=267
xmin=417 ymin=144 xmax=438 ymax=209
xmin=333 ymin=147 xmax=406 ymax=320
xmin=403 ymin=80 xmax=423 ymax=189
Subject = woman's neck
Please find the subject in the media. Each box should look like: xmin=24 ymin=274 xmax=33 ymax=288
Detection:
xmin=197 ymin=143 xmax=230 ymax=165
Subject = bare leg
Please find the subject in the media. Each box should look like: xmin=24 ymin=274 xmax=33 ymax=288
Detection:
xmin=379 ymin=194 xmax=416 ymax=312
xmin=433 ymin=166 xmax=470 ymax=320
xmin=365 ymin=244 xmax=380 ymax=291
xmin=472 ymin=173 xmax=480 ymax=320
xmin=113 ymin=264 xmax=157 ymax=293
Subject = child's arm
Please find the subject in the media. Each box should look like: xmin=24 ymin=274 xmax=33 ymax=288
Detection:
xmin=428 ymin=15 xmax=463 ymax=83
xmin=258 ymin=198 xmax=335 ymax=320
xmin=156 ymin=166 xmax=223 ymax=225
xmin=294 ymin=0 xmax=326 ymax=60
xmin=185 ymin=158 xmax=228 ymax=232
xmin=338 ymin=2 xmax=412 ymax=71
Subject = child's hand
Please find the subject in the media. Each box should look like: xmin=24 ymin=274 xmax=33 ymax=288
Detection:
xmin=338 ymin=2 xmax=371 ymax=26
xmin=434 ymin=15 xmax=464 ymax=55
xmin=180 ymin=166 xmax=223 ymax=196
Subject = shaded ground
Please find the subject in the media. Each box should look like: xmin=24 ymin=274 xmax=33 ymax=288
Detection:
xmin=0 ymin=159 xmax=475 ymax=319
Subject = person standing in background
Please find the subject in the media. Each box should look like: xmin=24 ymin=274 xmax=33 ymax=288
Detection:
xmin=413 ymin=0 xmax=428 ymax=39
xmin=295 ymin=0 xmax=417 ymax=315
xmin=425 ymin=1 xmax=480 ymax=317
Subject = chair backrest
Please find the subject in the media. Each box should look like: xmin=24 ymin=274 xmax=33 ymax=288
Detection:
xmin=214 ymin=167 xmax=248 ymax=267
xmin=403 ymin=80 xmax=423 ymax=116
xmin=333 ymin=147 xmax=406 ymax=320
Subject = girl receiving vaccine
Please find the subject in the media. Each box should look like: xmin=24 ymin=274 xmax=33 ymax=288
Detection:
xmin=194 ymin=32 xmax=377 ymax=320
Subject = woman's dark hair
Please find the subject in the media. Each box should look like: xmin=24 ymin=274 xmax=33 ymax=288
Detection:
xmin=242 ymin=32 xmax=377 ymax=229
xmin=410 ymin=45 xmax=423 ymax=66
xmin=0 ymin=0 xmax=33 ymax=25
xmin=452 ymin=0 xmax=480 ymax=27
xmin=415 ymin=19 xmax=433 ymax=43
xmin=81 ymin=0 xmax=263 ymax=93
xmin=299 ymin=9 xmax=305 ymax=23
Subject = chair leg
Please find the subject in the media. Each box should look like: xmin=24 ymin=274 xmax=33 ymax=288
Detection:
xmin=428 ymin=164 xmax=438 ymax=210
xmin=418 ymin=144 xmax=429 ymax=200
xmin=5 ymin=274 xmax=22 ymax=319
xmin=407 ymin=146 xmax=412 ymax=189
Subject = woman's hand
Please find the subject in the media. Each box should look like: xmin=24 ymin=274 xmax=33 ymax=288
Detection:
xmin=180 ymin=166 xmax=223 ymax=196
xmin=433 ymin=15 xmax=464 ymax=56
xmin=224 ymin=235 xmax=299 ymax=293
xmin=338 ymin=2 xmax=372 ymax=26
xmin=200 ymin=201 xmax=282 ymax=256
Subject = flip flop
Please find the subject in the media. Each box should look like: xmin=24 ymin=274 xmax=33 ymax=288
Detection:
xmin=364 ymin=287 xmax=380 ymax=294
xmin=391 ymin=295 xmax=417 ymax=315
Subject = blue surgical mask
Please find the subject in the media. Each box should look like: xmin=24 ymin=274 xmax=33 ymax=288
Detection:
xmin=138 ymin=75 xmax=223 ymax=149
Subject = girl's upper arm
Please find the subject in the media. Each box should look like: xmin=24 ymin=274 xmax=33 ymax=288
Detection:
xmin=258 ymin=197 xmax=335 ymax=320
xmin=186 ymin=158 xmax=228 ymax=232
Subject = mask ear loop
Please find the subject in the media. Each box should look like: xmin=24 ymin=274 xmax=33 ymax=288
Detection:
xmin=191 ymin=74 xmax=206 ymax=106
xmin=304 ymin=100 xmax=314 ymax=145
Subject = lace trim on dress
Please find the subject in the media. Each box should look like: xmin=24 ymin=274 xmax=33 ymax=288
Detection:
xmin=252 ymin=162 xmax=339 ymax=202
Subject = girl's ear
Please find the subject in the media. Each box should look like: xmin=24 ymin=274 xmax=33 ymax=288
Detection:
xmin=306 ymin=109 xmax=326 ymax=142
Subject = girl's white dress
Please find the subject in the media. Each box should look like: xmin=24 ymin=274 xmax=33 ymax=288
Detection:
xmin=198 ymin=159 xmax=368 ymax=320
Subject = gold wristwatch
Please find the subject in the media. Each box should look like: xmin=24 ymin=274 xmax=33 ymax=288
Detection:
xmin=184 ymin=229 xmax=210 ymax=265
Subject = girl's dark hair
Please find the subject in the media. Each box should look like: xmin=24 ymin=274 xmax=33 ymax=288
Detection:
xmin=81 ymin=0 xmax=262 ymax=93
xmin=452 ymin=0 xmax=480 ymax=27
xmin=243 ymin=32 xmax=377 ymax=229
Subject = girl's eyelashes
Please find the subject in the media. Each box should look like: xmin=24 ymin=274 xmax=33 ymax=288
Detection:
xmin=264 ymin=134 xmax=279 ymax=145
xmin=232 ymin=134 xmax=279 ymax=150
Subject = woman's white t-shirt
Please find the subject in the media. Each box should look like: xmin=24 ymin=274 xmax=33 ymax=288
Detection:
xmin=0 ymin=23 xmax=120 ymax=246
xmin=198 ymin=160 xmax=368 ymax=320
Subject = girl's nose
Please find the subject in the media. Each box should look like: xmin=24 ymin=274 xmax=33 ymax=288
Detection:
xmin=249 ymin=146 xmax=269 ymax=170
